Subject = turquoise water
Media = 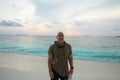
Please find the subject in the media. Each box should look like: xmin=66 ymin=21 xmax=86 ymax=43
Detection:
xmin=0 ymin=35 xmax=120 ymax=63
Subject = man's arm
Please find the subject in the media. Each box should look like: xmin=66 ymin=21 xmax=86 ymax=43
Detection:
xmin=48 ymin=53 xmax=54 ymax=78
xmin=48 ymin=53 xmax=52 ymax=72
xmin=68 ymin=54 xmax=74 ymax=74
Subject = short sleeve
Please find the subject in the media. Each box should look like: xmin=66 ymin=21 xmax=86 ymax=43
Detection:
xmin=69 ymin=45 xmax=72 ymax=55
xmin=48 ymin=45 xmax=53 ymax=54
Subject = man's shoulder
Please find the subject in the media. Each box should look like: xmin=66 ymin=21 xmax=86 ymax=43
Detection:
xmin=49 ymin=44 xmax=55 ymax=49
xmin=65 ymin=42 xmax=71 ymax=47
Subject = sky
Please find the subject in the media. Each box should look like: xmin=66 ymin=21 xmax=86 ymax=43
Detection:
xmin=0 ymin=0 xmax=120 ymax=36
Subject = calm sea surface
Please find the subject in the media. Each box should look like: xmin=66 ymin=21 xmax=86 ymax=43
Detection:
xmin=0 ymin=35 xmax=120 ymax=63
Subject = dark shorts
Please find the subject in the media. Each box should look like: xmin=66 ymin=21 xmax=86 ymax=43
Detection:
xmin=51 ymin=70 xmax=68 ymax=80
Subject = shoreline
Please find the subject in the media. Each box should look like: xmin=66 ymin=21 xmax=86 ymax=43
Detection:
xmin=0 ymin=51 xmax=119 ymax=63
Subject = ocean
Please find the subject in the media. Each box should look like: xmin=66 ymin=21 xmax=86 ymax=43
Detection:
xmin=0 ymin=35 xmax=120 ymax=63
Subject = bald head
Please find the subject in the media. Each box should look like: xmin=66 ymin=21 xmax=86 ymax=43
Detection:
xmin=56 ymin=32 xmax=64 ymax=42
xmin=57 ymin=32 xmax=64 ymax=37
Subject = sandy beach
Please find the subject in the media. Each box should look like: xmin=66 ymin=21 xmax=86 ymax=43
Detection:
xmin=0 ymin=52 xmax=120 ymax=80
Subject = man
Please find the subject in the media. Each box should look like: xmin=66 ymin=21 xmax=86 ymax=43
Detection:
xmin=48 ymin=32 xmax=74 ymax=80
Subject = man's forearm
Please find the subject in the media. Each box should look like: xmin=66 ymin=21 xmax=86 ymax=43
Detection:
xmin=48 ymin=60 xmax=52 ymax=71
xmin=69 ymin=55 xmax=73 ymax=68
xmin=48 ymin=54 xmax=52 ymax=72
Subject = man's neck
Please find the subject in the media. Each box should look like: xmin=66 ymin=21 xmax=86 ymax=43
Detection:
xmin=58 ymin=41 xmax=64 ymax=46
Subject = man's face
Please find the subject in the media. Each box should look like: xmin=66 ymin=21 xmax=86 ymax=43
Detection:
xmin=57 ymin=32 xmax=64 ymax=41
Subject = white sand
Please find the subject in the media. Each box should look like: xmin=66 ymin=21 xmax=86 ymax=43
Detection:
xmin=0 ymin=52 xmax=120 ymax=80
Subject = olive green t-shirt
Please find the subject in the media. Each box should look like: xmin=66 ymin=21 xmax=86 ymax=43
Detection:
xmin=48 ymin=41 xmax=72 ymax=76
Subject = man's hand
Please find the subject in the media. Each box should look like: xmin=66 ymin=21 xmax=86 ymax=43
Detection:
xmin=69 ymin=69 xmax=73 ymax=75
xmin=49 ymin=71 xmax=54 ymax=78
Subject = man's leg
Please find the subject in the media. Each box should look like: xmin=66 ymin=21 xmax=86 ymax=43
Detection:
xmin=51 ymin=70 xmax=59 ymax=80
xmin=60 ymin=76 xmax=68 ymax=80
xmin=51 ymin=75 xmax=59 ymax=80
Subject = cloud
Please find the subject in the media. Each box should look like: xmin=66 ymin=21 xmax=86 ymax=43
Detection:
xmin=70 ymin=18 xmax=120 ymax=36
xmin=0 ymin=0 xmax=36 ymax=21
xmin=45 ymin=21 xmax=62 ymax=28
xmin=0 ymin=20 xmax=23 ymax=27
xmin=112 ymin=27 xmax=120 ymax=32
xmin=0 ymin=0 xmax=120 ymax=36
xmin=56 ymin=0 xmax=120 ymax=22
xmin=33 ymin=0 xmax=65 ymax=20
